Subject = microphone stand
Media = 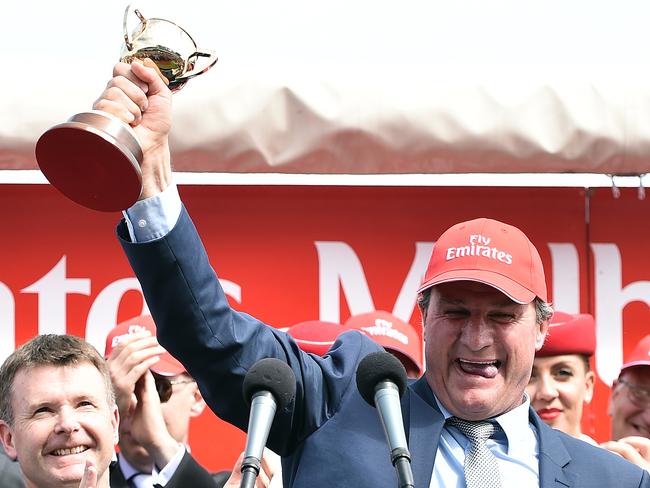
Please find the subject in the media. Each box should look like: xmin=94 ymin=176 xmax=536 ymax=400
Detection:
xmin=374 ymin=381 xmax=414 ymax=488
xmin=240 ymin=391 xmax=277 ymax=488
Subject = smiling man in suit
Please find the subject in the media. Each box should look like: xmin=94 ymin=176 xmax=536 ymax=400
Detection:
xmin=95 ymin=59 xmax=649 ymax=487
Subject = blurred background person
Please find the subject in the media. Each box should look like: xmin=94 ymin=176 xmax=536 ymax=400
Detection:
xmin=104 ymin=315 xmax=218 ymax=487
xmin=285 ymin=320 xmax=349 ymax=356
xmin=345 ymin=311 xmax=423 ymax=378
xmin=525 ymin=311 xmax=596 ymax=443
xmin=609 ymin=334 xmax=650 ymax=440
xmin=602 ymin=333 xmax=650 ymax=470
xmin=286 ymin=313 xmax=423 ymax=378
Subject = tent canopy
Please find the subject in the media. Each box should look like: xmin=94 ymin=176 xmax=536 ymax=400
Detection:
xmin=4 ymin=0 xmax=650 ymax=175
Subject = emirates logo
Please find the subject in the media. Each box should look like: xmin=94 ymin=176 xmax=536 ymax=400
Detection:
xmin=360 ymin=318 xmax=409 ymax=345
xmin=446 ymin=233 xmax=513 ymax=265
xmin=111 ymin=324 xmax=146 ymax=347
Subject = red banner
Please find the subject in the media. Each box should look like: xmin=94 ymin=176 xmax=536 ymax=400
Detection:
xmin=1 ymin=183 xmax=649 ymax=471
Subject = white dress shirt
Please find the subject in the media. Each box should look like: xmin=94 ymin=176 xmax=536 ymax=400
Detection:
xmin=431 ymin=393 xmax=540 ymax=487
xmin=117 ymin=443 xmax=186 ymax=488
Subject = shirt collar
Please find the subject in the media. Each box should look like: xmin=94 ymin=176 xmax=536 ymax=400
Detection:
xmin=118 ymin=453 xmax=158 ymax=480
xmin=434 ymin=392 xmax=532 ymax=454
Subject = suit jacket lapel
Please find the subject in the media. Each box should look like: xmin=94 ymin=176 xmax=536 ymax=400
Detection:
xmin=109 ymin=459 xmax=129 ymax=488
xmin=532 ymin=408 xmax=576 ymax=488
xmin=404 ymin=387 xmax=578 ymax=488
xmin=406 ymin=377 xmax=445 ymax=488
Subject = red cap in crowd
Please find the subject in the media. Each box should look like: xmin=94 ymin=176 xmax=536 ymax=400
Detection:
xmin=536 ymin=311 xmax=596 ymax=357
xmin=417 ymin=218 xmax=547 ymax=304
xmin=620 ymin=334 xmax=650 ymax=372
xmin=345 ymin=311 xmax=423 ymax=375
xmin=286 ymin=320 xmax=351 ymax=356
xmin=104 ymin=314 xmax=186 ymax=376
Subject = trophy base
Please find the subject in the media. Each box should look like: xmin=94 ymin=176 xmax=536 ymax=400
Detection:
xmin=35 ymin=111 xmax=143 ymax=212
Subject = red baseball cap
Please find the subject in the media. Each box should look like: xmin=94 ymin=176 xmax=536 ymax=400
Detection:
xmin=345 ymin=311 xmax=423 ymax=375
xmin=620 ymin=334 xmax=650 ymax=372
xmin=286 ymin=320 xmax=351 ymax=356
xmin=417 ymin=218 xmax=547 ymax=304
xmin=536 ymin=311 xmax=596 ymax=357
xmin=104 ymin=315 xmax=186 ymax=376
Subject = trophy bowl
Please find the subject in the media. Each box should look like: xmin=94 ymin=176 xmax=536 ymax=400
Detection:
xmin=35 ymin=5 xmax=218 ymax=212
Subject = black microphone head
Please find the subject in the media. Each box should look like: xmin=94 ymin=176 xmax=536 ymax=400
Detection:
xmin=242 ymin=358 xmax=297 ymax=410
xmin=356 ymin=351 xmax=408 ymax=406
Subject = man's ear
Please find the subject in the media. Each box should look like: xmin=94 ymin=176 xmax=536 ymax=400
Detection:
xmin=420 ymin=307 xmax=428 ymax=343
xmin=111 ymin=405 xmax=120 ymax=446
xmin=0 ymin=421 xmax=18 ymax=460
xmin=418 ymin=291 xmax=431 ymax=342
xmin=534 ymin=319 xmax=550 ymax=351
xmin=190 ymin=388 xmax=206 ymax=417
xmin=584 ymin=371 xmax=596 ymax=404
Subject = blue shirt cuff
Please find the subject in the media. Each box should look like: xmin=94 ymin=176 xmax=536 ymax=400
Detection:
xmin=122 ymin=183 xmax=182 ymax=243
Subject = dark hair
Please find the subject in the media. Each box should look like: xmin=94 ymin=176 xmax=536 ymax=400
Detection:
xmin=0 ymin=334 xmax=115 ymax=426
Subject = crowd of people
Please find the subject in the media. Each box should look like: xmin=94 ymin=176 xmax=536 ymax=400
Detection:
xmin=2 ymin=59 xmax=650 ymax=487
xmin=2 ymin=317 xmax=650 ymax=486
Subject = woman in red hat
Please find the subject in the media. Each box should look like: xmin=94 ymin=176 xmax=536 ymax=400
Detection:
xmin=526 ymin=311 xmax=597 ymax=444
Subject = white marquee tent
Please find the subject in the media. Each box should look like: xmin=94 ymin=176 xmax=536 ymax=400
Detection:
xmin=3 ymin=0 xmax=650 ymax=180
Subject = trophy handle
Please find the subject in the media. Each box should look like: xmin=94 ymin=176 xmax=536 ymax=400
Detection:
xmin=174 ymin=50 xmax=219 ymax=84
xmin=123 ymin=4 xmax=147 ymax=52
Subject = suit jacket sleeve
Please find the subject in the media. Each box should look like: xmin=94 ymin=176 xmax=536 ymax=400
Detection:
xmin=117 ymin=206 xmax=381 ymax=456
xmin=165 ymin=450 xmax=219 ymax=488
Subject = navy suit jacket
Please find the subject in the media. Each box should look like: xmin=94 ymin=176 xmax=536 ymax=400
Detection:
xmin=109 ymin=451 xmax=218 ymax=487
xmin=118 ymin=206 xmax=650 ymax=487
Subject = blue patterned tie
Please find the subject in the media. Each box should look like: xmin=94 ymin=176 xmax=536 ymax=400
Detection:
xmin=447 ymin=417 xmax=503 ymax=488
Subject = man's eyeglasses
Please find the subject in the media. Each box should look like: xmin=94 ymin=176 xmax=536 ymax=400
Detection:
xmin=152 ymin=373 xmax=195 ymax=403
xmin=617 ymin=378 xmax=650 ymax=408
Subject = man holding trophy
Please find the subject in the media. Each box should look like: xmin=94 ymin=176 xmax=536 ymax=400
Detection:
xmin=34 ymin=4 xmax=650 ymax=488
xmin=36 ymin=5 xmax=217 ymax=212
xmin=90 ymin=55 xmax=649 ymax=486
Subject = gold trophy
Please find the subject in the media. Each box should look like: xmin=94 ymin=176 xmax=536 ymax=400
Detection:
xmin=35 ymin=4 xmax=217 ymax=212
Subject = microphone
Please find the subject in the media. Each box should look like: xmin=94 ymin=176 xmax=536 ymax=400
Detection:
xmin=240 ymin=358 xmax=296 ymax=488
xmin=356 ymin=351 xmax=414 ymax=488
